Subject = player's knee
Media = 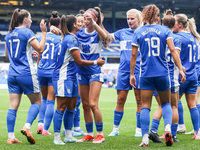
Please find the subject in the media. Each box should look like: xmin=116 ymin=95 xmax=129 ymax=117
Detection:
xmin=117 ymin=96 xmax=126 ymax=106
xmin=90 ymin=103 xmax=98 ymax=111
xmin=136 ymin=99 xmax=142 ymax=106
xmin=82 ymin=102 xmax=90 ymax=110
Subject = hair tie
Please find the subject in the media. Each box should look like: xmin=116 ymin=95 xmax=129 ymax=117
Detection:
xmin=187 ymin=19 xmax=189 ymax=21
xmin=76 ymin=14 xmax=83 ymax=17
xmin=86 ymin=10 xmax=97 ymax=20
xmin=18 ymin=9 xmax=20 ymax=12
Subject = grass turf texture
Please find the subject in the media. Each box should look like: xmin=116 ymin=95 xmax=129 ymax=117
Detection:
xmin=0 ymin=88 xmax=198 ymax=150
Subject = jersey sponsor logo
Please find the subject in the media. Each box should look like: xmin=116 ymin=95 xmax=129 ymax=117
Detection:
xmin=67 ymin=88 xmax=71 ymax=94
xmin=78 ymin=75 xmax=81 ymax=80
xmin=73 ymin=38 xmax=78 ymax=45
xmin=91 ymin=37 xmax=94 ymax=42
xmin=179 ymin=39 xmax=181 ymax=47
xmin=125 ymin=41 xmax=132 ymax=50
xmin=82 ymin=44 xmax=90 ymax=53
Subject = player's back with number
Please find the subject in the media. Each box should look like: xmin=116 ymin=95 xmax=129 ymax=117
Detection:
xmin=37 ymin=33 xmax=61 ymax=77
xmin=132 ymin=24 xmax=171 ymax=77
xmin=176 ymin=32 xmax=197 ymax=80
xmin=5 ymin=28 xmax=36 ymax=76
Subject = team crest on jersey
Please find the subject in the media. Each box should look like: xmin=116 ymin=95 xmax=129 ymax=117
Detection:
xmin=91 ymin=37 xmax=94 ymax=42
xmin=67 ymin=88 xmax=71 ymax=94
xmin=78 ymin=75 xmax=81 ymax=80
xmin=73 ymin=38 xmax=78 ymax=45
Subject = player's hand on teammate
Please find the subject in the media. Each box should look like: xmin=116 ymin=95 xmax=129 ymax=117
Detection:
xmin=130 ymin=75 xmax=136 ymax=88
xmin=96 ymin=56 xmax=105 ymax=67
xmin=32 ymin=50 xmax=39 ymax=58
xmin=40 ymin=19 xmax=47 ymax=33
xmin=50 ymin=25 xmax=61 ymax=35
xmin=179 ymin=69 xmax=186 ymax=83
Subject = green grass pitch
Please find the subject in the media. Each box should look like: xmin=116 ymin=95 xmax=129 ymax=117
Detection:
xmin=0 ymin=88 xmax=198 ymax=150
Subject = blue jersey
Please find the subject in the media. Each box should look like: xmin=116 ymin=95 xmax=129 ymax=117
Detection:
xmin=176 ymin=32 xmax=197 ymax=81
xmin=5 ymin=27 xmax=36 ymax=76
xmin=195 ymin=40 xmax=200 ymax=69
xmin=37 ymin=33 xmax=61 ymax=77
xmin=53 ymin=34 xmax=79 ymax=81
xmin=166 ymin=33 xmax=181 ymax=87
xmin=76 ymin=28 xmax=103 ymax=74
xmin=132 ymin=24 xmax=172 ymax=77
xmin=112 ymin=28 xmax=140 ymax=73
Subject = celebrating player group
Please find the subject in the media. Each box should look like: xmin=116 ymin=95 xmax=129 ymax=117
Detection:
xmin=4 ymin=3 xmax=200 ymax=148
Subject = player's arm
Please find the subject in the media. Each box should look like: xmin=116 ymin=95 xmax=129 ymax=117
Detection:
xmin=167 ymin=38 xmax=186 ymax=83
xmin=30 ymin=19 xmax=47 ymax=54
xmin=5 ymin=44 xmax=8 ymax=58
xmin=71 ymin=49 xmax=104 ymax=67
xmin=85 ymin=14 xmax=107 ymax=40
xmin=130 ymin=45 xmax=138 ymax=88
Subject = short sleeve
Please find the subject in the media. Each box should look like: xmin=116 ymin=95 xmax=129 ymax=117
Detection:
xmin=132 ymin=32 xmax=139 ymax=47
xmin=68 ymin=36 xmax=79 ymax=51
xmin=173 ymin=36 xmax=181 ymax=51
xmin=26 ymin=29 xmax=36 ymax=43
xmin=113 ymin=29 xmax=122 ymax=41
xmin=166 ymin=28 xmax=173 ymax=41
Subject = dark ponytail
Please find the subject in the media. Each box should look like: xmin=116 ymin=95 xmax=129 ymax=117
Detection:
xmin=60 ymin=15 xmax=76 ymax=39
xmin=9 ymin=8 xmax=29 ymax=31
xmin=50 ymin=11 xmax=60 ymax=27
xmin=9 ymin=8 xmax=20 ymax=31
xmin=162 ymin=9 xmax=175 ymax=29
xmin=61 ymin=15 xmax=69 ymax=39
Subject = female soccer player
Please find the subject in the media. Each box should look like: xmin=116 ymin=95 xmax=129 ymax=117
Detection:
xmin=52 ymin=14 xmax=104 ymax=145
xmin=130 ymin=4 xmax=185 ymax=147
xmin=76 ymin=10 xmax=86 ymax=28
xmin=76 ymin=7 xmax=108 ymax=143
xmin=174 ymin=14 xmax=200 ymax=139
xmin=182 ymin=18 xmax=200 ymax=135
xmin=149 ymin=9 xmax=182 ymax=143
xmin=72 ymin=9 xmax=87 ymax=136
xmin=36 ymin=11 xmax=61 ymax=135
xmin=5 ymin=8 xmax=47 ymax=144
xmin=106 ymin=9 xmax=143 ymax=137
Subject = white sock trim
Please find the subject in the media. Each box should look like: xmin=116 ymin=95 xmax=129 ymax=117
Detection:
xmin=8 ymin=132 xmax=15 ymax=140
xmin=25 ymin=123 xmax=31 ymax=130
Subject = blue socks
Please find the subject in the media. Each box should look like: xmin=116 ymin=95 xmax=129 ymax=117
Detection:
xmin=73 ymin=102 xmax=81 ymax=128
xmin=151 ymin=119 xmax=160 ymax=133
xmin=196 ymin=104 xmax=200 ymax=129
xmin=140 ymin=107 xmax=150 ymax=136
xmin=7 ymin=109 xmax=17 ymax=132
xmin=95 ymin=122 xmax=103 ymax=132
xmin=136 ymin=112 xmax=141 ymax=128
xmin=53 ymin=109 xmax=64 ymax=133
xmin=162 ymin=103 xmax=172 ymax=126
xmin=171 ymin=123 xmax=178 ymax=136
xmin=190 ymin=107 xmax=199 ymax=131
xmin=38 ymin=97 xmax=47 ymax=123
xmin=63 ymin=109 xmax=74 ymax=130
xmin=114 ymin=110 xmax=124 ymax=126
xmin=43 ymin=100 xmax=55 ymax=131
xmin=86 ymin=122 xmax=93 ymax=133
xmin=178 ymin=101 xmax=184 ymax=124
xmin=26 ymin=103 xmax=40 ymax=124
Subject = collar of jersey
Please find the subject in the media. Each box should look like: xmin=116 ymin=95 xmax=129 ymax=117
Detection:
xmin=85 ymin=28 xmax=96 ymax=35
